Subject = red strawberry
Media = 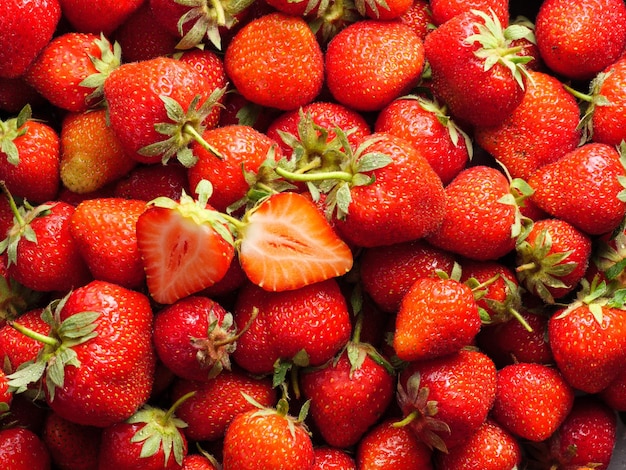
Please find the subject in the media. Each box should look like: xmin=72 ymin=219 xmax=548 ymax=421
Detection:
xmin=0 ymin=76 xmax=45 ymax=114
xmin=57 ymin=0 xmax=145 ymax=35
xmin=181 ymin=454 xmax=220 ymax=470
xmin=136 ymin=188 xmax=235 ymax=305
xmin=398 ymin=0 xmax=433 ymax=40
xmin=42 ymin=411 xmax=102 ymax=470
xmin=113 ymin=163 xmax=190 ymax=202
xmin=0 ymin=427 xmax=51 ymax=470
xmin=0 ymin=105 xmax=60 ymax=204
xmin=396 ymin=348 xmax=497 ymax=452
xmin=232 ymin=278 xmax=352 ymax=375
xmin=434 ymin=419 xmax=522 ymax=470
xmin=528 ymin=142 xmax=626 ymax=236
xmin=6 ymin=280 xmax=156 ymax=428
xmin=170 ymin=369 xmax=277 ymax=442
xmin=0 ymin=307 xmax=50 ymax=373
xmin=535 ymin=0 xmax=626 ymax=81
xmin=0 ymin=368 xmax=12 ymax=415
xmin=587 ymin=57 xmax=626 ymax=146
xmin=393 ymin=276 xmax=482 ymax=362
xmin=424 ymin=9 xmax=533 ymax=127
xmin=0 ymin=0 xmax=61 ymax=78
xmin=429 ymin=0 xmax=509 ymax=26
xmin=224 ymin=12 xmax=324 ymax=110
xmin=325 ymin=20 xmax=425 ymax=112
xmin=356 ymin=419 xmax=434 ymax=469
xmin=70 ymin=197 xmax=147 ymax=289
xmin=312 ymin=447 xmax=357 ymax=470
xmin=491 ymin=362 xmax=575 ymax=442
xmin=221 ymin=397 xmax=315 ymax=470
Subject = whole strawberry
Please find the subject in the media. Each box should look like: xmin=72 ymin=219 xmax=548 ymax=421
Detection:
xmin=0 ymin=427 xmax=51 ymax=470
xmin=312 ymin=447 xmax=357 ymax=470
xmin=588 ymin=57 xmax=626 ymax=146
xmin=42 ymin=411 xmax=102 ymax=470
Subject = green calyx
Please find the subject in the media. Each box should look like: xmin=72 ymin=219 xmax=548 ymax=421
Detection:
xmin=80 ymin=34 xmax=122 ymax=108
xmin=6 ymin=294 xmax=100 ymax=401
xmin=0 ymin=105 xmax=31 ymax=166
xmin=309 ymin=0 xmax=360 ymax=45
xmin=465 ymin=9 xmax=535 ymax=90
xmin=555 ymin=275 xmax=626 ymax=324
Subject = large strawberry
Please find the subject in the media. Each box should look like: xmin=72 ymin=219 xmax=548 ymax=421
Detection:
xmin=58 ymin=0 xmax=144 ymax=35
xmin=424 ymin=9 xmax=533 ymax=127
xmin=6 ymin=280 xmax=156 ymax=428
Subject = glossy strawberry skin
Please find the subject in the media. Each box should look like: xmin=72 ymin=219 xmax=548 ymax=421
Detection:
xmin=58 ymin=0 xmax=144 ymax=35
xmin=312 ymin=447 xmax=357 ymax=470
xmin=429 ymin=0 xmax=509 ymax=26
xmin=592 ymin=57 xmax=626 ymax=146
xmin=0 ymin=308 xmax=51 ymax=371
xmin=42 ymin=411 xmax=102 ymax=470
xmin=0 ymin=427 xmax=51 ymax=470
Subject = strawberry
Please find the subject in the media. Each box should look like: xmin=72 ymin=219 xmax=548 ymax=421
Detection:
xmin=548 ymin=278 xmax=626 ymax=394
xmin=0 ymin=368 xmax=11 ymax=415
xmin=6 ymin=280 xmax=156 ymax=428
xmin=434 ymin=419 xmax=522 ymax=470
xmin=170 ymin=369 xmax=277 ymax=442
xmin=528 ymin=142 xmax=626 ymax=236
xmin=0 ymin=427 xmax=51 ymax=470
xmin=221 ymin=396 xmax=315 ymax=470
xmin=103 ymin=56 xmax=224 ymax=166
xmin=374 ymin=95 xmax=472 ymax=185
xmin=393 ymin=276 xmax=482 ymax=362
xmin=181 ymin=454 xmax=220 ymax=470
xmin=312 ymin=447 xmax=357 ymax=470
xmin=325 ymin=20 xmax=425 ymax=112
xmin=114 ymin=163 xmax=190 ymax=202
xmin=424 ymin=9 xmax=533 ymax=127
xmin=60 ymin=108 xmax=137 ymax=194
xmin=396 ymin=348 xmax=497 ymax=452
xmin=474 ymin=69 xmax=582 ymax=181
xmin=491 ymin=362 xmax=575 ymax=442
xmin=224 ymin=12 xmax=324 ymax=111
xmin=0 ymin=105 xmax=60 ymax=204
xmin=70 ymin=197 xmax=147 ymax=289
xmin=535 ymin=0 xmax=626 ymax=81
xmin=0 ymin=0 xmax=61 ymax=79
xmin=429 ymin=0 xmax=509 ymax=26
xmin=152 ymin=295 xmax=241 ymax=381
xmin=356 ymin=419 xmax=434 ymax=469
xmin=42 ymin=411 xmax=102 ymax=470
xmin=232 ymin=278 xmax=352 ymax=375
xmin=25 ymin=32 xmax=120 ymax=113
xmin=548 ymin=396 xmax=617 ymax=470
xmin=136 ymin=183 xmax=236 ymax=305
xmin=0 ymin=307 xmax=50 ymax=374
xmin=425 ymin=165 xmax=526 ymax=261
xmin=0 ymin=76 xmax=45 ymax=114
xmin=299 ymin=338 xmax=395 ymax=448
xmin=398 ymin=0 xmax=434 ymax=40
xmin=58 ymin=0 xmax=145 ymax=35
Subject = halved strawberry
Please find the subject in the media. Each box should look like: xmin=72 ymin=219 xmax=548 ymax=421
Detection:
xmin=136 ymin=182 xmax=235 ymax=305
xmin=236 ymin=192 xmax=353 ymax=291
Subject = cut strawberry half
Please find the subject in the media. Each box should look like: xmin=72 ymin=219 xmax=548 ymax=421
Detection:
xmin=136 ymin=191 xmax=235 ymax=305
xmin=237 ymin=192 xmax=354 ymax=291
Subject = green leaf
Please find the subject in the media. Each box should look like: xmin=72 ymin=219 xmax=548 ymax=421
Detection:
xmin=7 ymin=360 xmax=46 ymax=394
xmin=355 ymin=153 xmax=393 ymax=173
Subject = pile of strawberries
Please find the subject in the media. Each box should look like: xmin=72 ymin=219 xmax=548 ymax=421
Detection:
xmin=2 ymin=0 xmax=626 ymax=468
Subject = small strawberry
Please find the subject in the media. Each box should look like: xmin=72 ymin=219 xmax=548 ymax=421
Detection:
xmin=0 ymin=427 xmax=51 ymax=470
xmin=221 ymin=395 xmax=315 ymax=470
xmin=114 ymin=163 xmax=190 ymax=202
xmin=181 ymin=454 xmax=220 ymax=470
xmin=42 ymin=411 xmax=102 ymax=470
xmin=0 ymin=307 xmax=50 ymax=374
xmin=312 ymin=447 xmax=357 ymax=470
xmin=325 ymin=20 xmax=425 ymax=112
xmin=528 ymin=142 xmax=626 ymax=236
xmin=491 ymin=362 xmax=574 ymax=442
xmin=57 ymin=0 xmax=145 ymax=35
xmin=356 ymin=419 xmax=434 ymax=469
xmin=224 ymin=12 xmax=324 ymax=110
xmin=398 ymin=0 xmax=434 ymax=40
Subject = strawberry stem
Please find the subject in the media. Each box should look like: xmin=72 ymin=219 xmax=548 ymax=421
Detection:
xmin=182 ymin=123 xmax=222 ymax=160
xmin=8 ymin=319 xmax=59 ymax=347
xmin=563 ymin=83 xmax=593 ymax=103
xmin=163 ymin=391 xmax=196 ymax=423
xmin=509 ymin=308 xmax=533 ymax=332
xmin=393 ymin=410 xmax=418 ymax=428
xmin=0 ymin=181 xmax=24 ymax=227
xmin=274 ymin=166 xmax=353 ymax=183
xmin=213 ymin=307 xmax=258 ymax=348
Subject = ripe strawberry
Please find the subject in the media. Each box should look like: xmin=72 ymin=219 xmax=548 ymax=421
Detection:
xmin=224 ymin=12 xmax=324 ymax=110
xmin=535 ymin=0 xmax=626 ymax=81
xmin=0 ymin=105 xmax=60 ymax=204
xmin=398 ymin=0 xmax=433 ymax=40
xmin=0 ymin=0 xmax=61 ymax=79
xmin=42 ymin=411 xmax=102 ymax=470
xmin=424 ymin=9 xmax=533 ymax=127
xmin=103 ymin=56 xmax=224 ymax=166
xmin=299 ymin=341 xmax=395 ymax=448
xmin=359 ymin=239 xmax=456 ymax=313
xmin=235 ymin=191 xmax=354 ymax=291
xmin=491 ymin=362 xmax=575 ymax=442
xmin=528 ymin=142 xmax=626 ymax=236
xmin=393 ymin=276 xmax=482 ymax=362
xmin=0 ymin=368 xmax=12 ymax=415
xmin=325 ymin=20 xmax=425 ymax=112
xmin=60 ymin=108 xmax=137 ymax=194
xmin=356 ymin=419 xmax=434 ymax=469
xmin=434 ymin=419 xmax=522 ymax=470
xmin=548 ymin=279 xmax=626 ymax=394
xmin=181 ymin=454 xmax=220 ymax=470
xmin=70 ymin=197 xmax=147 ymax=289
xmin=25 ymin=32 xmax=120 ymax=113
xmin=221 ymin=397 xmax=315 ymax=470
xmin=153 ymin=295 xmax=241 ymax=381
xmin=429 ymin=0 xmax=509 ymax=26
xmin=114 ymin=163 xmax=190 ymax=202
xmin=600 ymin=365 xmax=626 ymax=411
xmin=312 ymin=447 xmax=357 ymax=470
xmin=6 ymin=280 xmax=156 ymax=428
xmin=548 ymin=396 xmax=617 ymax=470
xmin=170 ymin=369 xmax=277 ymax=442
xmin=396 ymin=348 xmax=497 ymax=452
xmin=425 ymin=165 xmax=524 ymax=261
xmin=58 ymin=0 xmax=144 ymax=35
xmin=374 ymin=95 xmax=472 ymax=185
xmin=0 ymin=76 xmax=45 ymax=114
xmin=0 ymin=307 xmax=50 ymax=373
xmin=232 ymin=278 xmax=352 ymax=375
xmin=474 ymin=69 xmax=582 ymax=181
xmin=136 ymin=185 xmax=235 ymax=304
xmin=0 ymin=427 xmax=51 ymax=470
